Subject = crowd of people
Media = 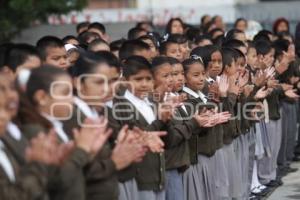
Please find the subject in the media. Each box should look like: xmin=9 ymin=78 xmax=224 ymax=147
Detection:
xmin=0 ymin=14 xmax=299 ymax=200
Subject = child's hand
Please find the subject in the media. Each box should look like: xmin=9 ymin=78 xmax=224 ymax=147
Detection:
xmin=280 ymin=83 xmax=293 ymax=91
xmin=252 ymin=70 xmax=267 ymax=87
xmin=284 ymin=89 xmax=300 ymax=100
xmin=243 ymin=84 xmax=254 ymax=97
xmin=228 ymin=75 xmax=240 ymax=95
xmin=217 ymin=74 xmax=229 ymax=97
xmin=254 ymin=86 xmax=271 ymax=100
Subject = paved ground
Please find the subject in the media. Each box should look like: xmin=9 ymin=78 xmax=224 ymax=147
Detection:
xmin=267 ymin=162 xmax=300 ymax=200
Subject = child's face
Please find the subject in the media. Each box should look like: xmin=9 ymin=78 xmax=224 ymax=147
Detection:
xmin=78 ymin=64 xmax=120 ymax=103
xmin=172 ymin=63 xmax=185 ymax=92
xmin=38 ymin=75 xmax=73 ymax=119
xmin=247 ymin=47 xmax=258 ymax=68
xmin=0 ymin=75 xmax=19 ymax=118
xmin=166 ymin=43 xmax=183 ymax=62
xmin=225 ymin=60 xmax=238 ymax=77
xmin=185 ymin=63 xmax=206 ymax=91
xmin=67 ymin=51 xmax=80 ymax=66
xmin=0 ymin=95 xmax=9 ymax=136
xmin=142 ymin=39 xmax=158 ymax=60
xmin=171 ymin=20 xmax=184 ymax=34
xmin=236 ymin=57 xmax=246 ymax=74
xmin=66 ymin=38 xmax=79 ymax=46
xmin=179 ymin=42 xmax=190 ymax=60
xmin=18 ymin=55 xmax=41 ymax=72
xmin=45 ymin=47 xmax=70 ymax=70
xmin=208 ymin=51 xmax=222 ymax=78
xmin=235 ymin=32 xmax=247 ymax=44
xmin=236 ymin=21 xmax=247 ymax=32
xmin=153 ymin=63 xmax=174 ymax=93
xmin=264 ymin=49 xmax=275 ymax=68
xmin=128 ymin=69 xmax=153 ymax=99
xmin=276 ymin=22 xmax=288 ymax=33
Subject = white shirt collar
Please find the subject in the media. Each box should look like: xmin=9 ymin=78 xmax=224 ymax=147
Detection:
xmin=182 ymin=86 xmax=207 ymax=104
xmin=7 ymin=122 xmax=21 ymax=141
xmin=42 ymin=113 xmax=69 ymax=143
xmin=73 ymin=97 xmax=98 ymax=120
xmin=0 ymin=140 xmax=15 ymax=182
xmin=105 ymin=100 xmax=113 ymax=109
xmin=124 ymin=90 xmax=156 ymax=124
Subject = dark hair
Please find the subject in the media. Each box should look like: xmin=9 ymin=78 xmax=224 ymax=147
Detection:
xmin=223 ymin=39 xmax=246 ymax=50
xmin=110 ymin=38 xmax=126 ymax=52
xmin=253 ymin=30 xmax=272 ymax=42
xmin=165 ymin=18 xmax=185 ymax=34
xmin=168 ymin=57 xmax=180 ymax=65
xmin=234 ymin=18 xmax=247 ymax=29
xmin=273 ymin=39 xmax=290 ymax=59
xmin=72 ymin=51 xmax=108 ymax=77
xmin=119 ymin=40 xmax=150 ymax=61
xmin=78 ymin=31 xmax=100 ymax=46
xmin=201 ymin=15 xmax=211 ymax=25
xmin=212 ymin=35 xmax=225 ymax=47
xmin=186 ymin=27 xmax=200 ymax=42
xmin=36 ymin=36 xmax=64 ymax=60
xmin=26 ymin=65 xmax=68 ymax=105
xmin=88 ymin=22 xmax=106 ymax=34
xmin=221 ymin=48 xmax=236 ymax=68
xmin=88 ymin=38 xmax=109 ymax=51
xmin=273 ymin=17 xmax=289 ymax=35
xmin=190 ymin=45 xmax=220 ymax=69
xmin=136 ymin=21 xmax=153 ymax=29
xmin=159 ymin=40 xmax=177 ymax=55
xmin=255 ymin=40 xmax=272 ymax=56
xmin=122 ymin=56 xmax=151 ymax=79
xmin=195 ymin=35 xmax=212 ymax=45
xmin=209 ymin=28 xmax=224 ymax=39
xmin=168 ymin=34 xmax=188 ymax=44
xmin=5 ymin=44 xmax=40 ymax=72
xmin=62 ymin=35 xmax=79 ymax=44
xmin=182 ymin=58 xmax=203 ymax=74
xmin=128 ymin=27 xmax=146 ymax=40
xmin=138 ymin=35 xmax=159 ymax=49
xmin=225 ymin=29 xmax=244 ymax=42
xmin=76 ymin=22 xmax=90 ymax=33
xmin=151 ymin=56 xmax=171 ymax=73
xmin=0 ymin=43 xmax=14 ymax=69
xmin=232 ymin=48 xmax=246 ymax=61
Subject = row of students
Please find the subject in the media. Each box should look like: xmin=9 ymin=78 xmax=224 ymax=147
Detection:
xmin=0 ymin=16 xmax=299 ymax=200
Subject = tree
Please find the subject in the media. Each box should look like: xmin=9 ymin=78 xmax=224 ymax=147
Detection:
xmin=0 ymin=0 xmax=87 ymax=43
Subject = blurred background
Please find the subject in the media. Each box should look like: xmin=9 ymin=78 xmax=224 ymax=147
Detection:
xmin=2 ymin=0 xmax=300 ymax=44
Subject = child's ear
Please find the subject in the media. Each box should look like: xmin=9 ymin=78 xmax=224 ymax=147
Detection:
xmin=34 ymin=89 xmax=49 ymax=107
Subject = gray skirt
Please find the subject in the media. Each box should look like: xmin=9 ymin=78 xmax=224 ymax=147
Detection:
xmin=118 ymin=179 xmax=139 ymax=200
xmin=182 ymin=161 xmax=207 ymax=200
xmin=166 ymin=169 xmax=184 ymax=200
xmin=240 ymin=133 xmax=250 ymax=198
xmin=138 ymin=190 xmax=165 ymax=200
xmin=213 ymin=148 xmax=229 ymax=199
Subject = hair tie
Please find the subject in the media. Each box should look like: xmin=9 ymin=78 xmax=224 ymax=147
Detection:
xmin=190 ymin=54 xmax=204 ymax=64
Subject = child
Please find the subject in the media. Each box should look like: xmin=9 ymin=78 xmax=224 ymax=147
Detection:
xmin=168 ymin=34 xmax=190 ymax=60
xmin=119 ymin=40 xmax=152 ymax=61
xmin=194 ymin=35 xmax=213 ymax=48
xmin=36 ymin=36 xmax=70 ymax=70
xmin=159 ymin=40 xmax=184 ymax=62
xmin=127 ymin=27 xmax=147 ymax=40
xmin=76 ymin=22 xmax=90 ymax=34
xmin=113 ymin=56 xmax=169 ymax=200
xmin=20 ymin=66 xmax=112 ymax=200
xmin=165 ymin=18 xmax=185 ymax=35
xmin=69 ymin=51 xmax=146 ymax=200
xmin=138 ymin=35 xmax=159 ymax=60
xmin=88 ymin=22 xmax=109 ymax=42
xmin=3 ymin=44 xmax=40 ymax=77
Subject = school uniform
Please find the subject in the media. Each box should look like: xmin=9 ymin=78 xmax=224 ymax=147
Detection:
xmin=181 ymin=86 xmax=219 ymax=200
xmin=112 ymin=89 xmax=166 ymax=200
xmin=0 ymin=138 xmax=48 ymax=200
xmin=21 ymin=115 xmax=90 ymax=200
xmin=257 ymin=89 xmax=283 ymax=184
xmin=164 ymin=92 xmax=200 ymax=200
xmin=63 ymin=97 xmax=119 ymax=200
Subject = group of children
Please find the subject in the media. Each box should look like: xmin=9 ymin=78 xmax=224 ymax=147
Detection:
xmin=0 ymin=15 xmax=299 ymax=200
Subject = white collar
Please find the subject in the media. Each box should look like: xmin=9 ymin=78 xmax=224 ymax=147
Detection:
xmin=105 ymin=100 xmax=113 ymax=108
xmin=124 ymin=90 xmax=155 ymax=124
xmin=7 ymin=122 xmax=21 ymax=141
xmin=0 ymin=140 xmax=15 ymax=183
xmin=73 ymin=97 xmax=98 ymax=120
xmin=42 ymin=113 xmax=69 ymax=143
xmin=182 ymin=86 xmax=207 ymax=104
